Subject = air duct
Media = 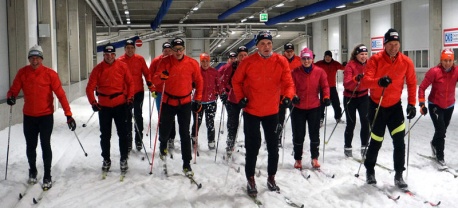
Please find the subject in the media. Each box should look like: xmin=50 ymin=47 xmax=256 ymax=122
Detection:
xmin=244 ymin=35 xmax=257 ymax=49
xmin=218 ymin=0 xmax=258 ymax=20
xmin=151 ymin=0 xmax=174 ymax=31
xmin=85 ymin=0 xmax=108 ymax=27
xmin=265 ymin=0 xmax=356 ymax=26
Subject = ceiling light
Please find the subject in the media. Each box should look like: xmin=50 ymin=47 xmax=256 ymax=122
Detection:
xmin=248 ymin=15 xmax=254 ymax=19
xmin=217 ymin=44 xmax=221 ymax=47
xmin=123 ymin=5 xmax=128 ymax=10
xmin=276 ymin=3 xmax=284 ymax=7
xmin=276 ymin=34 xmax=281 ymax=37
xmin=192 ymin=7 xmax=199 ymax=11
xmin=241 ymin=18 xmax=247 ymax=23
xmin=336 ymin=4 xmax=346 ymax=9
xmin=127 ymin=21 xmax=131 ymax=24
xmin=121 ymin=0 xmax=127 ymax=5
xmin=126 ymin=18 xmax=130 ymax=21
xmin=231 ymin=31 xmax=236 ymax=34
xmin=124 ymin=11 xmax=129 ymax=15
xmin=298 ymin=16 xmax=305 ymax=20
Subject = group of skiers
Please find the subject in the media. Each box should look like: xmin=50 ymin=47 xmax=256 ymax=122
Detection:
xmin=6 ymin=28 xmax=457 ymax=197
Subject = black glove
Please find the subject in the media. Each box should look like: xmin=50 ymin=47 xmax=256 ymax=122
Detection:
xmin=67 ymin=116 xmax=76 ymax=131
xmin=92 ymin=102 xmax=101 ymax=112
xmin=192 ymin=82 xmax=196 ymax=89
xmin=342 ymin=61 xmax=347 ymax=67
xmin=160 ymin=71 xmax=169 ymax=80
xmin=238 ymin=98 xmax=248 ymax=108
xmin=146 ymin=81 xmax=152 ymax=87
xmin=406 ymin=104 xmax=416 ymax=119
xmin=378 ymin=76 xmax=392 ymax=87
xmin=7 ymin=96 xmax=16 ymax=106
xmin=220 ymin=93 xmax=228 ymax=104
xmin=127 ymin=98 xmax=134 ymax=110
xmin=419 ymin=103 xmax=428 ymax=116
xmin=323 ymin=98 xmax=331 ymax=106
xmin=192 ymin=101 xmax=202 ymax=113
xmin=281 ymin=97 xmax=291 ymax=108
xmin=232 ymin=61 xmax=238 ymax=70
xmin=354 ymin=73 xmax=364 ymax=82
xmin=292 ymin=95 xmax=300 ymax=104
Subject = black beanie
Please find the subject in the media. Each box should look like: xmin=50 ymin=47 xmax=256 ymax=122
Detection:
xmin=384 ymin=28 xmax=400 ymax=44
xmin=256 ymin=31 xmax=273 ymax=45
xmin=324 ymin=50 xmax=332 ymax=57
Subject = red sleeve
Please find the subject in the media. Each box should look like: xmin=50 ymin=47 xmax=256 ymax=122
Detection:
xmin=192 ymin=60 xmax=204 ymax=101
xmin=7 ymin=68 xmax=24 ymax=98
xmin=343 ymin=61 xmax=357 ymax=90
xmin=140 ymin=56 xmax=150 ymax=83
xmin=86 ymin=64 xmax=100 ymax=104
xmin=405 ymin=58 xmax=417 ymax=106
xmin=418 ymin=68 xmax=434 ymax=103
xmin=124 ymin=63 xmax=135 ymax=99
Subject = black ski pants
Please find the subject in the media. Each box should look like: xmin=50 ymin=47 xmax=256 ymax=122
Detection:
xmin=320 ymin=87 xmax=343 ymax=120
xmin=291 ymin=107 xmax=321 ymax=160
xmin=155 ymin=92 xmax=176 ymax=141
xmin=277 ymin=102 xmax=293 ymax=144
xmin=23 ymin=114 xmax=53 ymax=179
xmin=191 ymin=101 xmax=217 ymax=143
xmin=364 ymin=101 xmax=406 ymax=174
xmin=127 ymin=91 xmax=144 ymax=145
xmin=99 ymin=104 xmax=129 ymax=161
xmin=429 ymin=104 xmax=454 ymax=160
xmin=159 ymin=102 xmax=192 ymax=163
xmin=225 ymin=101 xmax=242 ymax=151
xmin=344 ymin=95 xmax=369 ymax=148
xmin=243 ymin=112 xmax=279 ymax=178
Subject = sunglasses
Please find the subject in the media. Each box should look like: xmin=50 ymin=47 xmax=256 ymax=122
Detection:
xmin=301 ymin=57 xmax=312 ymax=60
xmin=172 ymin=47 xmax=185 ymax=52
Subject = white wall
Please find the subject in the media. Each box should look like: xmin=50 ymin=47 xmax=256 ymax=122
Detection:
xmin=328 ymin=17 xmax=341 ymax=62
xmin=402 ymin=0 xmax=429 ymax=51
xmin=370 ymin=5 xmax=392 ymax=38
xmin=0 ymin=0 xmax=9 ymax=97
xmin=347 ymin=11 xmax=363 ymax=51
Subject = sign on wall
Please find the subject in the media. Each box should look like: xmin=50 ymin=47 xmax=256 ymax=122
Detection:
xmin=371 ymin=36 xmax=384 ymax=51
xmin=444 ymin=28 xmax=458 ymax=47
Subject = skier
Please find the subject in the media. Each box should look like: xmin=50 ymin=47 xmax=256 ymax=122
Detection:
xmin=362 ymin=28 xmax=417 ymax=189
xmin=86 ymin=43 xmax=134 ymax=175
xmin=219 ymin=45 xmax=249 ymax=158
xmin=315 ymin=50 xmax=345 ymax=126
xmin=342 ymin=44 xmax=370 ymax=158
xmin=7 ymin=45 xmax=76 ymax=190
xmin=290 ymin=47 xmax=330 ymax=170
xmin=118 ymin=39 xmax=151 ymax=152
xmin=151 ymin=38 xmax=203 ymax=176
xmin=191 ymin=53 xmax=220 ymax=150
xmin=277 ymin=43 xmax=302 ymax=147
xmin=232 ymin=31 xmax=295 ymax=197
xmin=418 ymin=48 xmax=458 ymax=167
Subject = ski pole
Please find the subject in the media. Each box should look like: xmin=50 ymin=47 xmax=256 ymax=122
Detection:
xmin=82 ymin=111 xmax=96 ymax=127
xmin=404 ymin=115 xmax=423 ymax=136
xmin=73 ymin=131 xmax=88 ymax=157
xmin=322 ymin=106 xmax=327 ymax=163
xmin=131 ymin=110 xmax=151 ymax=165
xmin=150 ymin=84 xmax=165 ymax=175
xmin=355 ymin=87 xmax=386 ymax=178
xmin=146 ymin=98 xmax=155 ymax=137
xmin=5 ymin=106 xmax=12 ymax=180
xmin=193 ymin=111 xmax=199 ymax=164
xmin=325 ymin=82 xmax=360 ymax=145
xmin=281 ymin=106 xmax=295 ymax=167
xmin=220 ymin=105 xmax=225 ymax=134
xmin=406 ymin=118 xmax=411 ymax=179
xmin=225 ymin=110 xmax=243 ymax=185
xmin=214 ymin=104 xmax=226 ymax=162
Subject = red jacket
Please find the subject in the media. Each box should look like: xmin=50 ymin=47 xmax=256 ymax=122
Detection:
xmin=152 ymin=55 xmax=203 ymax=106
xmin=148 ymin=54 xmax=166 ymax=92
xmin=118 ymin=54 xmax=150 ymax=94
xmin=343 ymin=60 xmax=368 ymax=98
xmin=200 ymin=66 xmax=220 ymax=103
xmin=315 ymin=59 xmax=344 ymax=87
xmin=218 ymin=63 xmax=238 ymax=104
xmin=291 ymin=65 xmax=330 ymax=110
xmin=361 ymin=51 xmax=417 ymax=108
xmin=286 ymin=55 xmax=302 ymax=71
xmin=232 ymin=53 xmax=295 ymax=116
xmin=86 ymin=60 xmax=134 ymax=107
xmin=7 ymin=65 xmax=72 ymax=117
xmin=418 ymin=64 xmax=458 ymax=109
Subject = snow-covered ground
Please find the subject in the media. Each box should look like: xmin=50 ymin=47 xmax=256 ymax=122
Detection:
xmin=1 ymin=86 xmax=457 ymax=208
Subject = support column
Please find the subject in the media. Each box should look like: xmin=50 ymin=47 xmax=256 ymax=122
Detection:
xmin=68 ymin=0 xmax=80 ymax=83
xmin=361 ymin=9 xmax=371 ymax=54
xmin=56 ymin=0 xmax=70 ymax=85
xmin=7 ymin=0 xmax=29 ymax=81
xmin=392 ymin=2 xmax=402 ymax=44
xmin=340 ymin=15 xmax=348 ymax=62
xmin=79 ymin=0 xmax=88 ymax=79
xmin=429 ymin=0 xmax=442 ymax=68
xmin=38 ymin=0 xmax=56 ymax=70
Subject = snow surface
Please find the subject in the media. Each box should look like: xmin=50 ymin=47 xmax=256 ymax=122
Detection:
xmin=1 ymin=86 xmax=457 ymax=208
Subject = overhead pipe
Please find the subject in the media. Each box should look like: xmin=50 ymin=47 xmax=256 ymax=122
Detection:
xmin=244 ymin=35 xmax=257 ymax=49
xmin=218 ymin=0 xmax=258 ymax=20
xmin=85 ymin=0 xmax=108 ymax=27
xmin=265 ymin=0 xmax=358 ymax=26
xmin=151 ymin=0 xmax=173 ymax=31
xmin=221 ymin=37 xmax=245 ymax=55
xmin=91 ymin=0 xmax=113 ymax=27
xmin=112 ymin=0 xmax=123 ymax=25
xmin=96 ymin=36 xmax=140 ymax=52
xmin=100 ymin=0 xmax=118 ymax=26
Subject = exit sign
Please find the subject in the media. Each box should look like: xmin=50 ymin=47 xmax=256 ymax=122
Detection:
xmin=259 ymin=13 xmax=268 ymax=22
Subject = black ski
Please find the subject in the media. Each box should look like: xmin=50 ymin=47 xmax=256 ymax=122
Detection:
xmin=32 ymin=181 xmax=55 ymax=204
xmin=417 ymin=153 xmax=458 ymax=178
xmin=356 ymin=176 xmax=400 ymax=201
xmin=399 ymin=187 xmax=441 ymax=207
xmin=185 ymin=174 xmax=202 ymax=189
xmin=120 ymin=171 xmax=127 ymax=182
xmin=243 ymin=187 xmax=263 ymax=207
xmin=285 ymin=197 xmax=304 ymax=208
xmin=18 ymin=182 xmax=36 ymax=200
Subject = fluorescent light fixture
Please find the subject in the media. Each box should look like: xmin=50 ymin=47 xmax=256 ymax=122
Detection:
xmin=217 ymin=44 xmax=222 ymax=47
xmin=298 ymin=16 xmax=305 ymax=20
xmin=241 ymin=18 xmax=247 ymax=22
xmin=124 ymin=11 xmax=129 ymax=14
xmin=127 ymin=21 xmax=131 ymax=24
xmin=275 ymin=34 xmax=281 ymax=37
xmin=336 ymin=4 xmax=346 ymax=9
xmin=276 ymin=3 xmax=284 ymax=7
xmin=248 ymin=15 xmax=254 ymax=19
xmin=126 ymin=18 xmax=130 ymax=21
xmin=231 ymin=31 xmax=236 ymax=34
xmin=123 ymin=6 xmax=128 ymax=10
xmin=193 ymin=7 xmax=199 ymax=11
xmin=121 ymin=0 xmax=127 ymax=5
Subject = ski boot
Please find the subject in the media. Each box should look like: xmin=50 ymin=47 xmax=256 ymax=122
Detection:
xmin=208 ymin=141 xmax=216 ymax=150
xmin=294 ymin=160 xmax=302 ymax=169
xmin=135 ymin=140 xmax=142 ymax=151
xmin=247 ymin=176 xmax=257 ymax=197
xmin=168 ymin=139 xmax=175 ymax=149
xmin=102 ymin=160 xmax=111 ymax=172
xmin=28 ymin=169 xmax=38 ymax=184
xmin=366 ymin=171 xmax=377 ymax=185
xmin=267 ymin=175 xmax=280 ymax=192
xmin=311 ymin=158 xmax=321 ymax=169
xmin=183 ymin=163 xmax=194 ymax=177
xmin=120 ymin=159 xmax=128 ymax=172
xmin=42 ymin=177 xmax=52 ymax=190
xmin=394 ymin=172 xmax=408 ymax=189
xmin=344 ymin=147 xmax=352 ymax=157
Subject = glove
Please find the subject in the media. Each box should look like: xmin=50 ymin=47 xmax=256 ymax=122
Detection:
xmin=406 ymin=104 xmax=416 ymax=119
xmin=127 ymin=98 xmax=134 ymax=110
xmin=238 ymin=97 xmax=248 ymax=108
xmin=354 ymin=73 xmax=364 ymax=82
xmin=323 ymin=98 xmax=331 ymax=106
xmin=378 ymin=76 xmax=392 ymax=87
xmin=281 ymin=97 xmax=291 ymax=108
xmin=146 ymin=81 xmax=152 ymax=87
xmin=419 ymin=103 xmax=428 ymax=115
xmin=342 ymin=61 xmax=347 ymax=67
xmin=192 ymin=101 xmax=202 ymax=113
xmin=152 ymin=91 xmax=158 ymax=98
xmin=160 ymin=71 xmax=169 ymax=80
xmin=7 ymin=96 xmax=16 ymax=106
xmin=92 ymin=102 xmax=101 ymax=112
xmin=192 ymin=82 xmax=196 ymax=89
xmin=292 ymin=95 xmax=300 ymax=104
xmin=66 ymin=116 xmax=76 ymax=131
xmin=220 ymin=93 xmax=228 ymax=104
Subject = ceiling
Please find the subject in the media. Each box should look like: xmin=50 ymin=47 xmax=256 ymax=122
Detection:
xmin=90 ymin=0 xmax=398 ymax=58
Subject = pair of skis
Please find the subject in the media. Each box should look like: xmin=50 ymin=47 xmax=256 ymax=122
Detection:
xmin=18 ymin=181 xmax=55 ymax=204
xmin=417 ymin=153 xmax=458 ymax=178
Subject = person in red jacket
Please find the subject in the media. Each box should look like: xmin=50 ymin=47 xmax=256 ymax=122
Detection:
xmin=152 ymin=38 xmax=203 ymax=176
xmin=86 ymin=44 xmax=134 ymax=175
xmin=191 ymin=53 xmax=220 ymax=150
xmin=232 ymin=31 xmax=295 ymax=197
xmin=418 ymin=48 xmax=458 ymax=168
xmin=361 ymin=28 xmax=417 ymax=189
xmin=290 ymin=47 xmax=330 ymax=170
xmin=315 ymin=50 xmax=344 ymax=125
xmin=219 ymin=45 xmax=249 ymax=159
xmin=343 ymin=44 xmax=370 ymax=158
xmin=6 ymin=44 xmax=76 ymax=190
xmin=149 ymin=42 xmax=177 ymax=149
xmin=277 ymin=43 xmax=302 ymax=147
xmin=118 ymin=39 xmax=151 ymax=152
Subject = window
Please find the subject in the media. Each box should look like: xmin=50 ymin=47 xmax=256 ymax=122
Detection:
xmin=403 ymin=50 xmax=429 ymax=68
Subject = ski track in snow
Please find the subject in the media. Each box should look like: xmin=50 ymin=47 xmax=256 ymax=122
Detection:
xmin=0 ymin=86 xmax=457 ymax=208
